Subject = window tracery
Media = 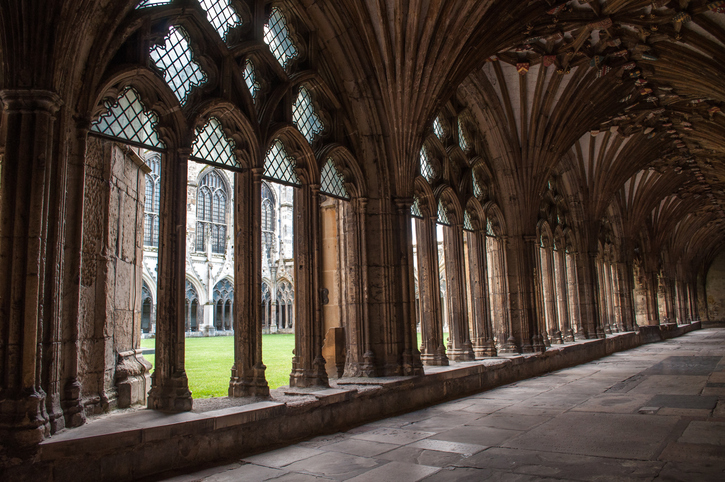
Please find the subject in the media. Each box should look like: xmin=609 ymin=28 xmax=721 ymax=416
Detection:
xmin=320 ymin=159 xmax=349 ymax=200
xmin=420 ymin=146 xmax=435 ymax=183
xmin=191 ymin=117 xmax=239 ymax=169
xmin=198 ymin=0 xmax=242 ymax=41
xmin=243 ymin=59 xmax=260 ymax=102
xmin=213 ymin=278 xmax=234 ymax=330
xmin=90 ymin=87 xmax=165 ymax=150
xmin=293 ymin=86 xmax=325 ymax=144
xmin=263 ymin=140 xmax=301 ymax=186
xmin=185 ymin=280 xmax=200 ymax=332
xmin=261 ymin=182 xmax=276 ymax=259
xmin=150 ymin=26 xmax=208 ymax=106
xmin=437 ymin=200 xmax=450 ymax=226
xmin=411 ymin=195 xmax=423 ymax=218
xmin=263 ymin=7 xmax=299 ymax=70
xmin=433 ymin=116 xmax=444 ymax=140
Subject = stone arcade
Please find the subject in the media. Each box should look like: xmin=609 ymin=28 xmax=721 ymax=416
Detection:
xmin=1 ymin=0 xmax=724 ymax=480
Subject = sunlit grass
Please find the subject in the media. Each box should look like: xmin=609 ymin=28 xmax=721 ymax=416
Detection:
xmin=140 ymin=334 xmax=295 ymax=398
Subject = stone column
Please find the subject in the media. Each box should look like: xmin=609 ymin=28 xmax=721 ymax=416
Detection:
xmin=229 ymin=168 xmax=268 ymax=397
xmin=542 ymin=246 xmax=562 ymax=344
xmin=645 ymin=271 xmax=661 ymax=326
xmin=506 ymin=236 xmax=545 ymax=353
xmin=466 ymin=230 xmax=496 ymax=357
xmin=581 ymin=252 xmax=604 ymax=338
xmin=290 ymin=183 xmax=328 ymax=388
xmin=0 ymin=90 xmax=62 ymax=445
xmin=147 ymin=148 xmax=192 ymax=411
xmin=566 ymin=252 xmax=586 ymax=340
xmin=554 ymin=248 xmax=573 ymax=342
xmin=443 ymin=224 xmax=474 ymax=361
xmin=414 ymin=216 xmax=448 ymax=365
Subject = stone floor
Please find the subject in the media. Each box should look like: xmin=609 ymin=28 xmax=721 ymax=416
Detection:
xmin=160 ymin=328 xmax=725 ymax=481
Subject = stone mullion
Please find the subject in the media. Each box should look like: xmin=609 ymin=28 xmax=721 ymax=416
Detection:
xmin=467 ymin=230 xmax=496 ymax=357
xmin=529 ymin=237 xmax=547 ymax=351
xmin=147 ymin=148 xmax=192 ymax=412
xmin=566 ymin=252 xmax=586 ymax=340
xmin=542 ymin=247 xmax=562 ymax=344
xmin=601 ymin=262 xmax=614 ymax=334
xmin=554 ymin=248 xmax=573 ymax=342
xmin=229 ymin=168 xmax=268 ymax=397
xmin=443 ymin=224 xmax=474 ymax=361
xmin=618 ymin=262 xmax=635 ymax=332
xmin=290 ymin=184 xmax=328 ymax=388
xmin=0 ymin=90 xmax=62 ymax=446
xmin=506 ymin=236 xmax=545 ymax=353
xmin=415 ymin=216 xmax=448 ymax=366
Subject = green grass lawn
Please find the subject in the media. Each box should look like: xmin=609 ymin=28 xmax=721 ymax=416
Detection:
xmin=140 ymin=334 xmax=295 ymax=398
xmin=140 ymin=332 xmax=448 ymax=399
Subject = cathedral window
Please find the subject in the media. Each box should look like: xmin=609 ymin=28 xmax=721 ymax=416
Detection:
xmin=150 ymin=26 xmax=208 ymax=106
xmin=191 ymin=117 xmax=240 ymax=170
xmin=261 ymin=183 xmax=276 ymax=258
xmin=293 ymin=86 xmax=325 ymax=144
xmin=144 ymin=154 xmax=162 ymax=247
xmin=263 ymin=7 xmax=299 ymax=70
xmin=198 ymin=0 xmax=242 ymax=41
xmin=464 ymin=210 xmax=474 ymax=232
xmin=411 ymin=195 xmax=423 ymax=219
xmin=263 ymin=140 xmax=301 ymax=186
xmin=196 ymin=170 xmax=228 ymax=254
xmin=243 ymin=59 xmax=260 ymax=102
xmin=90 ymin=87 xmax=165 ymax=149
xmin=472 ymin=170 xmax=483 ymax=199
xmin=320 ymin=159 xmax=349 ymax=200
xmin=458 ymin=116 xmax=470 ymax=151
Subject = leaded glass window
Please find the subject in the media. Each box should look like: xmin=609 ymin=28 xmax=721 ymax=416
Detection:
xmin=458 ymin=116 xmax=470 ymax=151
xmin=486 ymin=219 xmax=495 ymax=236
xmin=243 ymin=59 xmax=260 ymax=102
xmin=263 ymin=140 xmax=301 ymax=186
xmin=420 ymin=146 xmax=435 ymax=183
xmin=144 ymin=154 xmax=162 ymax=247
xmin=263 ymin=7 xmax=299 ymax=70
xmin=91 ymin=87 xmax=165 ymax=150
xmin=293 ymin=86 xmax=325 ymax=144
xmin=411 ymin=195 xmax=423 ymax=218
xmin=150 ymin=26 xmax=208 ymax=106
xmin=437 ymin=200 xmax=450 ymax=226
xmin=261 ymin=182 xmax=275 ymax=258
xmin=464 ymin=210 xmax=474 ymax=232
xmin=191 ymin=117 xmax=240 ymax=169
xmin=433 ymin=116 xmax=444 ymax=139
xmin=136 ymin=0 xmax=171 ymax=9
xmin=196 ymin=170 xmax=228 ymax=253
xmin=320 ymin=159 xmax=349 ymax=200
xmin=198 ymin=0 xmax=242 ymax=41
xmin=472 ymin=170 xmax=483 ymax=198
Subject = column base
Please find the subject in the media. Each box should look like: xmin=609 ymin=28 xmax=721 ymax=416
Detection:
xmin=447 ymin=348 xmax=475 ymax=362
xmin=290 ymin=357 xmax=329 ymax=388
xmin=0 ymin=389 xmax=50 ymax=447
xmin=229 ymin=364 xmax=270 ymax=397
xmin=550 ymin=330 xmax=564 ymax=344
xmin=532 ymin=334 xmax=547 ymax=353
xmin=147 ymin=371 xmax=193 ymax=412
xmin=499 ymin=336 xmax=521 ymax=354
xmin=402 ymin=349 xmax=425 ymax=376
xmin=563 ymin=329 xmax=575 ymax=343
xmin=474 ymin=340 xmax=497 ymax=358
xmin=421 ymin=351 xmax=449 ymax=366
xmin=61 ymin=379 xmax=86 ymax=429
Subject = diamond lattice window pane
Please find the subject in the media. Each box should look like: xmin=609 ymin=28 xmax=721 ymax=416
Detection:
xmin=91 ymin=87 xmax=166 ymax=149
xmin=458 ymin=116 xmax=469 ymax=151
xmin=411 ymin=196 xmax=423 ymax=218
xmin=191 ymin=117 xmax=240 ymax=169
xmin=433 ymin=116 xmax=444 ymax=139
xmin=464 ymin=210 xmax=474 ymax=232
xmin=136 ymin=0 xmax=171 ymax=9
xmin=420 ymin=146 xmax=435 ymax=183
xmin=150 ymin=26 xmax=208 ymax=106
xmin=320 ymin=158 xmax=349 ymax=200
xmin=263 ymin=140 xmax=300 ymax=186
xmin=472 ymin=170 xmax=482 ymax=198
xmin=437 ymin=200 xmax=450 ymax=226
xmin=263 ymin=7 xmax=299 ymax=70
xmin=243 ymin=59 xmax=260 ymax=102
xmin=293 ymin=86 xmax=325 ymax=144
xmin=198 ymin=0 xmax=242 ymax=41
xmin=486 ymin=219 xmax=495 ymax=236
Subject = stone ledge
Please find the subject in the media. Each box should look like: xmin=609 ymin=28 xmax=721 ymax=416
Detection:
xmin=11 ymin=323 xmax=700 ymax=482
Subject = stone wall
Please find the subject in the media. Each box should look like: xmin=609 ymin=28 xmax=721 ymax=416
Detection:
xmin=79 ymin=138 xmax=150 ymax=414
xmin=706 ymin=250 xmax=725 ymax=322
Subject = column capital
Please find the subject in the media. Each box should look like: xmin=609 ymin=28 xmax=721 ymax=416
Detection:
xmin=0 ymin=89 xmax=63 ymax=114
